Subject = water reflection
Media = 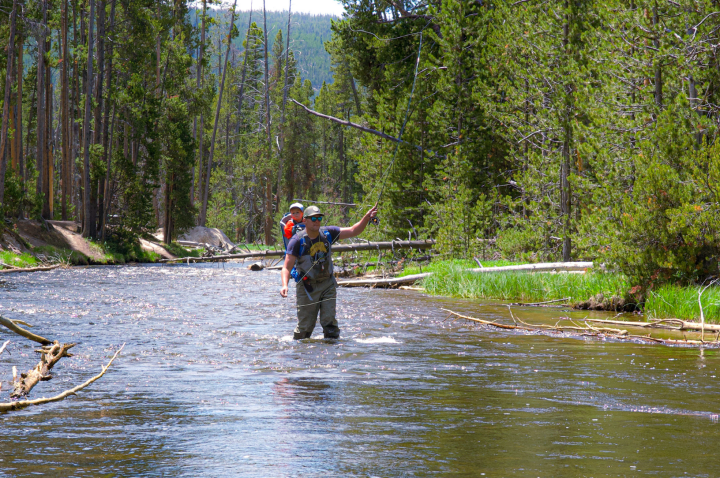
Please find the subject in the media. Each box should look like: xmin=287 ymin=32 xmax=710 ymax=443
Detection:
xmin=0 ymin=265 xmax=717 ymax=476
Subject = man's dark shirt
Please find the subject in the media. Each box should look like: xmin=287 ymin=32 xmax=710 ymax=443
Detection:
xmin=286 ymin=226 xmax=341 ymax=258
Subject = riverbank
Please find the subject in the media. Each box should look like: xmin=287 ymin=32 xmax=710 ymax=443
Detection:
xmin=398 ymin=259 xmax=720 ymax=324
xmin=0 ymin=220 xmax=190 ymax=268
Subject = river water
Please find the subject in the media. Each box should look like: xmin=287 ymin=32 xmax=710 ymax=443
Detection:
xmin=0 ymin=263 xmax=718 ymax=477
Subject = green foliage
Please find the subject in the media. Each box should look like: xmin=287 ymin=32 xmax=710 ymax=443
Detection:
xmin=597 ymin=103 xmax=720 ymax=286
xmin=496 ymin=228 xmax=544 ymax=263
xmin=164 ymin=241 xmax=204 ymax=258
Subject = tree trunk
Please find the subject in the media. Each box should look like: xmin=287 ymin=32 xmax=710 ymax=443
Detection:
xmin=196 ymin=0 xmax=207 ymax=223
xmin=100 ymin=0 xmax=116 ymax=239
xmin=262 ymin=0 xmax=273 ymax=244
xmin=0 ymin=0 xmax=18 ymax=211
xmin=36 ymin=0 xmax=47 ymax=205
xmin=61 ymin=0 xmax=70 ymax=219
xmin=274 ymin=0 xmax=292 ymax=212
xmin=82 ymin=0 xmax=95 ymax=237
xmin=234 ymin=6 xmax=253 ymax=145
xmin=201 ymin=0 xmax=238 ymax=228
xmin=16 ymin=30 xmax=24 ymax=212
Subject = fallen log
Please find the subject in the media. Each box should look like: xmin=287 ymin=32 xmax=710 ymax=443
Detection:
xmin=337 ymin=272 xmax=433 ymax=288
xmin=0 ymin=264 xmax=62 ymax=274
xmin=585 ymin=317 xmax=720 ymax=332
xmin=161 ymin=240 xmax=436 ymax=263
xmin=443 ymin=308 xmax=719 ymax=346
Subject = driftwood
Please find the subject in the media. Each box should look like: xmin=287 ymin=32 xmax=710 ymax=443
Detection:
xmin=338 ymin=272 xmax=433 ymax=288
xmin=0 ymin=264 xmax=62 ymax=274
xmin=11 ymin=341 xmax=76 ymax=399
xmin=0 ymin=344 xmax=124 ymax=412
xmin=585 ymin=318 xmax=720 ymax=332
xmin=0 ymin=315 xmax=52 ymax=345
xmin=0 ymin=316 xmax=124 ymax=410
xmin=442 ymin=307 xmax=720 ymax=346
xmin=248 ymin=262 xmax=264 ymax=271
xmin=161 ymin=240 xmax=436 ymax=263
xmin=338 ymin=262 xmax=596 ymax=288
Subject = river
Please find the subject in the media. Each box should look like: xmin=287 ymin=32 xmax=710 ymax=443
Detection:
xmin=0 ymin=264 xmax=718 ymax=477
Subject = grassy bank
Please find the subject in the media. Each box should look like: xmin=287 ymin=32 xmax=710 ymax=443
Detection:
xmin=410 ymin=261 xmax=720 ymax=323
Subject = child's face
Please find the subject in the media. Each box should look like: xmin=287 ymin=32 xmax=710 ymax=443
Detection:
xmin=290 ymin=209 xmax=304 ymax=222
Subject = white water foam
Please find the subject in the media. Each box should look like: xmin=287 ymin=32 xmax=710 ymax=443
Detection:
xmin=354 ymin=336 xmax=399 ymax=344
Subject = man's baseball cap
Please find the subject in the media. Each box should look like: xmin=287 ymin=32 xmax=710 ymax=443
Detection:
xmin=304 ymin=205 xmax=323 ymax=217
xmin=289 ymin=202 xmax=304 ymax=211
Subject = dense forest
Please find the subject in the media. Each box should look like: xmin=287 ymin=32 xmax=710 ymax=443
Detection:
xmin=200 ymin=9 xmax=336 ymax=88
xmin=0 ymin=0 xmax=718 ymax=289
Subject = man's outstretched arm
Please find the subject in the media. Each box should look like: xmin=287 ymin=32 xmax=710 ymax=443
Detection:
xmin=338 ymin=206 xmax=378 ymax=240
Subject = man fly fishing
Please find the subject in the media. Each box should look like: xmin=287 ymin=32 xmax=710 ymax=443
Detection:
xmin=280 ymin=204 xmax=378 ymax=340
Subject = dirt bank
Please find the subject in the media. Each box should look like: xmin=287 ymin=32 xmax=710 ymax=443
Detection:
xmin=0 ymin=220 xmax=176 ymax=265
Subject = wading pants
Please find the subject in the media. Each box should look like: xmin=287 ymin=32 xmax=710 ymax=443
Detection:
xmin=294 ymin=277 xmax=340 ymax=339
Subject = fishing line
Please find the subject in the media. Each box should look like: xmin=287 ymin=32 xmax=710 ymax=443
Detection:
xmin=283 ymin=33 xmax=424 ymax=294
xmin=374 ymin=31 xmax=423 ymax=207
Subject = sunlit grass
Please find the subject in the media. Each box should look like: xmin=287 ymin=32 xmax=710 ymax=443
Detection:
xmin=645 ymin=284 xmax=720 ymax=323
xmin=0 ymin=251 xmax=39 ymax=268
xmin=420 ymin=263 xmax=631 ymax=304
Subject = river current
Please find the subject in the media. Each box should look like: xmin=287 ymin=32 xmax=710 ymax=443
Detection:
xmin=0 ymin=263 xmax=718 ymax=477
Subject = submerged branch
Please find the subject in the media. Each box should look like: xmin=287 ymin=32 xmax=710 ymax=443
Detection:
xmin=0 ymin=344 xmax=125 ymax=412
xmin=0 ymin=316 xmax=52 ymax=345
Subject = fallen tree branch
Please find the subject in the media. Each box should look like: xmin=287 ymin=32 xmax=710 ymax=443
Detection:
xmin=0 ymin=344 xmax=125 ymax=412
xmin=584 ymin=318 xmax=720 ymax=332
xmin=289 ymin=98 xmax=435 ymax=156
xmin=442 ymin=308 xmax=720 ymax=347
xmin=0 ymin=264 xmax=62 ymax=274
xmin=339 ymin=272 xmax=432 ymax=288
xmin=0 ymin=316 xmax=52 ymax=345
xmin=508 ymin=297 xmax=571 ymax=306
xmin=12 ymin=341 xmax=76 ymax=399
xmin=161 ymin=240 xmax=436 ymax=263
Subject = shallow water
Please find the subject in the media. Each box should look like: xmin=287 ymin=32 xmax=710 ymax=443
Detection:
xmin=0 ymin=263 xmax=718 ymax=477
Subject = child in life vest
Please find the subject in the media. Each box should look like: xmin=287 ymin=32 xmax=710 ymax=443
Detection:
xmin=279 ymin=203 xmax=305 ymax=249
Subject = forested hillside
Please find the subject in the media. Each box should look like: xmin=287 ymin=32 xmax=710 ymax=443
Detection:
xmin=0 ymin=0 xmax=718 ymax=290
xmin=198 ymin=9 xmax=335 ymax=89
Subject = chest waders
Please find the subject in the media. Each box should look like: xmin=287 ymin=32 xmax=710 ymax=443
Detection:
xmin=290 ymin=228 xmax=340 ymax=340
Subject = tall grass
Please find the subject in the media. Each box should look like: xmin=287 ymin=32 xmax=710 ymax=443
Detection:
xmin=421 ymin=263 xmax=630 ymax=304
xmin=645 ymin=284 xmax=720 ymax=323
xmin=0 ymin=251 xmax=39 ymax=268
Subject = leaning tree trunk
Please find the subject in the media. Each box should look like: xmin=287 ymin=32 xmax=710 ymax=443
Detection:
xmin=196 ymin=0 xmax=207 ymax=223
xmin=0 ymin=0 xmax=18 ymax=211
xmin=82 ymin=0 xmax=95 ymax=237
xmin=262 ymin=0 xmax=273 ymax=245
xmin=274 ymin=0 xmax=292 ymax=212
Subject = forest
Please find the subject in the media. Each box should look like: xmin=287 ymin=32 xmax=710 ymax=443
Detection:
xmin=0 ymin=0 xmax=719 ymax=291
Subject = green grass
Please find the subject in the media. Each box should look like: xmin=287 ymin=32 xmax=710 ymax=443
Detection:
xmin=645 ymin=284 xmax=720 ymax=323
xmin=164 ymin=242 xmax=205 ymax=258
xmin=398 ymin=259 xmax=525 ymax=277
xmin=420 ymin=263 xmax=630 ymax=304
xmin=0 ymin=251 xmax=39 ymax=268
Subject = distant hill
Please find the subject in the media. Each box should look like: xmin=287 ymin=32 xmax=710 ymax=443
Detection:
xmin=192 ymin=9 xmax=337 ymax=91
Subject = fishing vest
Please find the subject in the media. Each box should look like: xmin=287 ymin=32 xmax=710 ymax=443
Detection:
xmin=291 ymin=227 xmax=334 ymax=283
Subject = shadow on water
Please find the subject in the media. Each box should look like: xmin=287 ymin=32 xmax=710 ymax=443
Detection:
xmin=0 ymin=263 xmax=718 ymax=477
